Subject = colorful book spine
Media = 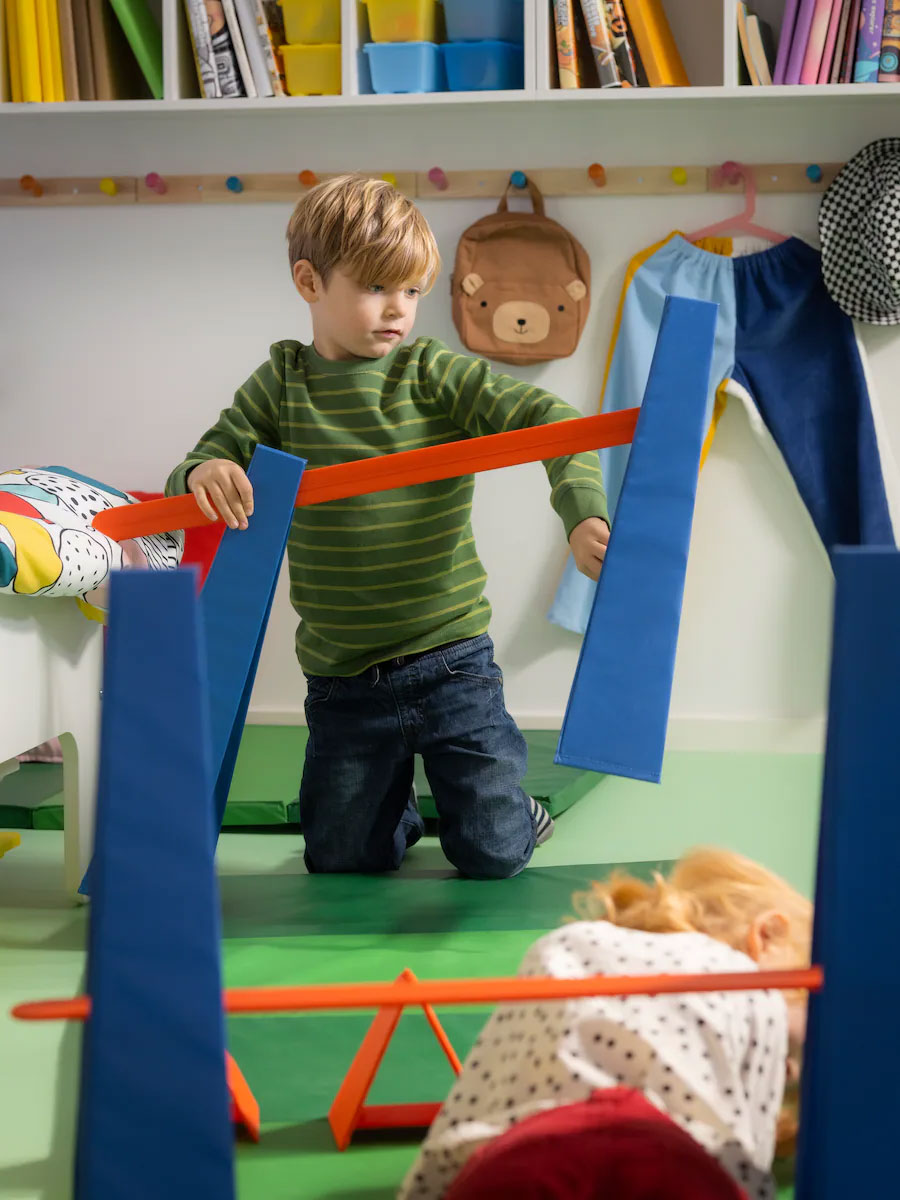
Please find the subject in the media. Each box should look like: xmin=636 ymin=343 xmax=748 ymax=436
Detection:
xmin=249 ymin=0 xmax=283 ymax=94
xmin=878 ymin=0 xmax=900 ymax=77
xmin=801 ymin=0 xmax=835 ymax=82
xmin=840 ymin=0 xmax=863 ymax=78
xmin=829 ymin=0 xmax=855 ymax=81
xmin=774 ymin=0 xmax=801 ymax=82
xmin=621 ymin=0 xmax=688 ymax=86
xmin=817 ymin=0 xmax=844 ymax=79
xmin=552 ymin=0 xmax=581 ymax=87
xmin=854 ymin=0 xmax=886 ymax=79
xmin=578 ymin=0 xmax=621 ymax=87
xmin=232 ymin=0 xmax=273 ymax=96
xmin=604 ymin=0 xmax=638 ymax=85
xmin=222 ymin=0 xmax=256 ymax=95
xmin=184 ymin=0 xmax=219 ymax=95
xmin=784 ymin=0 xmax=819 ymax=82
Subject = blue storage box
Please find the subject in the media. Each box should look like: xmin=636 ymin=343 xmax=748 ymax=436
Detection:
xmin=363 ymin=41 xmax=446 ymax=92
xmin=441 ymin=40 xmax=523 ymax=90
xmin=442 ymin=0 xmax=523 ymax=44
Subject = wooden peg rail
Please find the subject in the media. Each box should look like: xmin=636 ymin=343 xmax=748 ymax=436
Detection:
xmin=0 ymin=163 xmax=841 ymax=208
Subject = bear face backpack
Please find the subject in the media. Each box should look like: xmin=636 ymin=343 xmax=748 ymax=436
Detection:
xmin=451 ymin=177 xmax=591 ymax=366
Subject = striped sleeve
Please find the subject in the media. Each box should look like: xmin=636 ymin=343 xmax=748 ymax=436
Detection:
xmin=421 ymin=340 xmax=609 ymax=538
xmin=165 ymin=346 xmax=284 ymax=496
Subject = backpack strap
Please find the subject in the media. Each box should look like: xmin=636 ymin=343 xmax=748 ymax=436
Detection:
xmin=497 ymin=176 xmax=546 ymax=218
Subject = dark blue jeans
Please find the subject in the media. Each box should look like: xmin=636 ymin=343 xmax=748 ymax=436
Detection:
xmin=299 ymin=635 xmax=536 ymax=878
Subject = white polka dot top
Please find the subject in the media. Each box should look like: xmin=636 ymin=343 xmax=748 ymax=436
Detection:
xmin=398 ymin=922 xmax=788 ymax=1200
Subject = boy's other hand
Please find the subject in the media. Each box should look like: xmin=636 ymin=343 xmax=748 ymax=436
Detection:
xmin=569 ymin=517 xmax=610 ymax=581
xmin=188 ymin=459 xmax=254 ymax=530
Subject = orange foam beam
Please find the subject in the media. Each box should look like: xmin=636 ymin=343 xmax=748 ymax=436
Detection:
xmin=12 ymin=966 xmax=822 ymax=1022
xmin=92 ymin=410 xmax=639 ymax=541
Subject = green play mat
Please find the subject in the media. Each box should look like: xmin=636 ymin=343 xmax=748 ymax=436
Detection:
xmin=0 ymin=727 xmax=595 ymax=830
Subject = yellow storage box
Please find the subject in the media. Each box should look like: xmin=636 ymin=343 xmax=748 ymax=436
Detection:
xmin=280 ymin=0 xmax=341 ymax=45
xmin=282 ymin=43 xmax=342 ymax=95
xmin=365 ymin=0 xmax=438 ymax=43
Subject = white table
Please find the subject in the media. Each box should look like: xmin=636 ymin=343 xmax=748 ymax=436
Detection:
xmin=0 ymin=595 xmax=103 ymax=897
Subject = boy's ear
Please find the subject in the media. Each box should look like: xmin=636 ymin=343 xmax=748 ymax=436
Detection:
xmin=293 ymin=259 xmax=321 ymax=302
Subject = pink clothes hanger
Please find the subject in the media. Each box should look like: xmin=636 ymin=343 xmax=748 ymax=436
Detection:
xmin=686 ymin=161 xmax=787 ymax=245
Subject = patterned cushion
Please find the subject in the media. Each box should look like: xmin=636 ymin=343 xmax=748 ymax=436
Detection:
xmin=0 ymin=466 xmax=183 ymax=621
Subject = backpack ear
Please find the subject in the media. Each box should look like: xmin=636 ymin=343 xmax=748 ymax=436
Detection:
xmin=565 ymin=279 xmax=587 ymax=302
xmin=461 ymin=273 xmax=484 ymax=296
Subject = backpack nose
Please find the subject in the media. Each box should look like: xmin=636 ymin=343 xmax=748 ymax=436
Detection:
xmin=517 ymin=318 xmax=526 ymax=326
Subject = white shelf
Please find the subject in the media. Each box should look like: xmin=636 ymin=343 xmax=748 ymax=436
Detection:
xmin=3 ymin=81 xmax=900 ymax=115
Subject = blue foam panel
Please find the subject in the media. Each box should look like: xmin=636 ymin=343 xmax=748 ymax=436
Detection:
xmin=75 ymin=570 xmax=234 ymax=1199
xmin=556 ymin=295 xmax=717 ymax=782
xmin=795 ymin=548 xmax=900 ymax=1198
xmin=199 ymin=445 xmax=305 ymax=832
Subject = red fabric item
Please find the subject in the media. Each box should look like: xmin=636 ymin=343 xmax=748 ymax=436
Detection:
xmin=130 ymin=491 xmax=224 ymax=588
xmin=443 ymin=1088 xmax=748 ymax=1200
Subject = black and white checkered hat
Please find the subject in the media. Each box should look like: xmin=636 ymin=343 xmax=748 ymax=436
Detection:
xmin=819 ymin=138 xmax=900 ymax=326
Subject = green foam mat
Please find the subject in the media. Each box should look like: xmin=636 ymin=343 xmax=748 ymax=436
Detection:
xmin=2 ymin=727 xmax=594 ymax=829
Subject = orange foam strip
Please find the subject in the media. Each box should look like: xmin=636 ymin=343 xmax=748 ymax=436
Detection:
xmin=12 ymin=965 xmax=822 ymax=1022
xmin=355 ymin=1102 xmax=442 ymax=1130
xmin=225 ymin=1051 xmax=260 ymax=1142
xmin=92 ymin=410 xmax=639 ymax=541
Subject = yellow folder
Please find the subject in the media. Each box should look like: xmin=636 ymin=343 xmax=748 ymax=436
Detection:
xmin=46 ymin=0 xmax=64 ymax=97
xmin=34 ymin=0 xmax=58 ymax=99
xmin=5 ymin=0 xmax=24 ymax=101
xmin=15 ymin=0 xmax=42 ymax=100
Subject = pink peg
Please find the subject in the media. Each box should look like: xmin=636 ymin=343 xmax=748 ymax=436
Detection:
xmin=145 ymin=172 xmax=167 ymax=196
xmin=716 ymin=160 xmax=742 ymax=187
xmin=427 ymin=166 xmax=449 ymax=191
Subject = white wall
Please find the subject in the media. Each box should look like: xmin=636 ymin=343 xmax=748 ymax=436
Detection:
xmin=2 ymin=97 xmax=898 ymax=747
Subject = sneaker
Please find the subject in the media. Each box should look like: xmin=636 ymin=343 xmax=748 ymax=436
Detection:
xmin=530 ymin=796 xmax=555 ymax=846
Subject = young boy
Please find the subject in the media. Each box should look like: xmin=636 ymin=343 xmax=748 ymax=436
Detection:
xmin=165 ymin=174 xmax=610 ymax=880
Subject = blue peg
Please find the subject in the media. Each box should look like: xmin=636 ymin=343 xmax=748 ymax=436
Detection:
xmin=510 ymin=171 xmax=527 ymax=189
xmin=806 ymin=164 xmax=823 ymax=184
xmin=226 ymin=176 xmax=244 ymax=194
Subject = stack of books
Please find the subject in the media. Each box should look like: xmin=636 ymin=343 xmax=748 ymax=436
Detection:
xmin=746 ymin=0 xmax=900 ymax=85
xmin=551 ymin=0 xmax=689 ymax=89
xmin=3 ymin=0 xmax=161 ymax=100
xmin=182 ymin=0 xmax=286 ymax=97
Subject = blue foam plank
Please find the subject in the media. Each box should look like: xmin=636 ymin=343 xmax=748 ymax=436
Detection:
xmin=556 ymin=295 xmax=717 ymax=782
xmin=795 ymin=548 xmax=900 ymax=1199
xmin=198 ymin=445 xmax=305 ymax=833
xmin=75 ymin=569 xmax=234 ymax=1200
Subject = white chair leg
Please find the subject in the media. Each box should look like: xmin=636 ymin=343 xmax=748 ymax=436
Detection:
xmin=59 ymin=727 xmax=99 ymax=900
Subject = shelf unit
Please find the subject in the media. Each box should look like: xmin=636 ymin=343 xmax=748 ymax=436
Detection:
xmin=3 ymin=0 xmax=900 ymax=111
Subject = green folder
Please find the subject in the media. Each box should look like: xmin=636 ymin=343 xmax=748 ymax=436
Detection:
xmin=108 ymin=0 xmax=163 ymax=99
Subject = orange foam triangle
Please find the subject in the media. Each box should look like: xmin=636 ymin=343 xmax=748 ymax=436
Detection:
xmin=328 ymin=968 xmax=462 ymax=1151
xmin=226 ymin=1050 xmax=260 ymax=1142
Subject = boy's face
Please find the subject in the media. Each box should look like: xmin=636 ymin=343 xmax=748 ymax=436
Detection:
xmin=294 ymin=262 xmax=423 ymax=361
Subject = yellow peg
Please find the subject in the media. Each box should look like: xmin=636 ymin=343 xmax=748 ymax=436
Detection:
xmin=670 ymin=167 xmax=688 ymax=186
xmin=99 ymin=178 xmax=118 ymax=197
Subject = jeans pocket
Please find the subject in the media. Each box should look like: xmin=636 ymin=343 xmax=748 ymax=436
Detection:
xmin=304 ymin=675 xmax=337 ymax=710
xmin=439 ymin=639 xmax=503 ymax=687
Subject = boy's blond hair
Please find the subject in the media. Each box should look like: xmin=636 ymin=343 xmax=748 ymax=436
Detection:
xmin=286 ymin=174 xmax=441 ymax=291
xmin=571 ymin=847 xmax=812 ymax=963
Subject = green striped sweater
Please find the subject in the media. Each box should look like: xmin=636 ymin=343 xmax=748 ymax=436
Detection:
xmin=166 ymin=337 xmax=608 ymax=676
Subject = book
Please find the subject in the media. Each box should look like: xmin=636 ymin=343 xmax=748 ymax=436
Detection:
xmin=249 ymin=0 xmax=283 ymax=94
xmin=621 ymin=0 xmax=688 ymax=86
xmin=747 ymin=14 xmax=774 ymax=84
xmin=552 ymin=0 xmax=581 ymax=86
xmin=800 ymin=0 xmax=837 ymax=82
xmin=107 ymin=0 xmax=162 ymax=98
xmin=784 ymin=0 xmax=818 ymax=82
xmin=773 ymin=0 xmax=800 ymax=82
xmin=260 ymin=0 xmax=285 ymax=90
xmin=818 ymin=0 xmax=844 ymax=78
xmin=737 ymin=2 xmax=761 ymax=84
xmin=205 ymin=0 xmax=244 ymax=95
xmin=878 ymin=0 xmax=900 ymax=76
xmin=16 ymin=0 xmax=42 ymax=98
xmin=183 ymin=0 xmax=219 ymax=96
xmin=233 ymin=0 xmax=273 ymax=96
xmin=57 ymin=0 xmax=80 ymax=98
xmin=604 ymin=0 xmax=638 ymax=84
xmin=87 ymin=0 xmax=114 ymax=97
xmin=578 ymin=0 xmax=621 ymax=87
xmin=829 ymin=0 xmax=856 ymax=81
xmin=71 ymin=0 xmax=94 ymax=97
xmin=5 ymin=0 xmax=25 ymax=99
xmin=854 ymin=0 xmax=885 ymax=80
xmin=221 ymin=0 xmax=255 ymax=95
xmin=35 ymin=0 xmax=58 ymax=97
xmin=48 ymin=0 xmax=66 ymax=95
xmin=840 ymin=0 xmax=862 ymax=77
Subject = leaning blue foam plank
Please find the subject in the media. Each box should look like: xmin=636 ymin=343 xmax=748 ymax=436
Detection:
xmin=795 ymin=548 xmax=900 ymax=1199
xmin=556 ymin=295 xmax=717 ymax=782
xmin=199 ymin=445 xmax=305 ymax=833
xmin=75 ymin=570 xmax=234 ymax=1199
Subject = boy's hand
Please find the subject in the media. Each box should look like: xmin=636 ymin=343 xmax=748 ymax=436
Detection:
xmin=569 ymin=517 xmax=610 ymax=581
xmin=188 ymin=459 xmax=254 ymax=530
